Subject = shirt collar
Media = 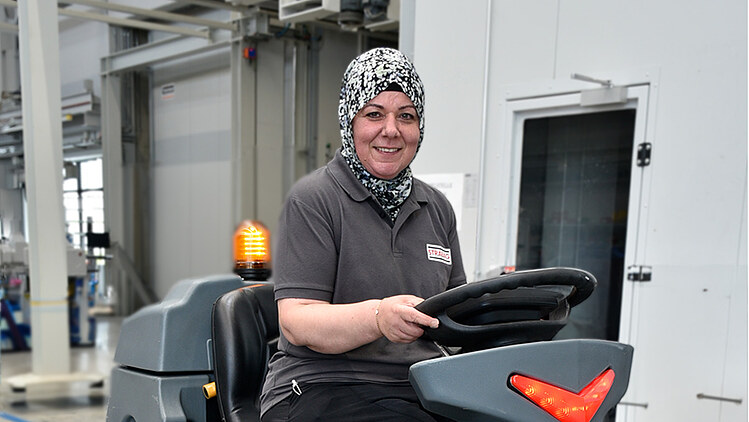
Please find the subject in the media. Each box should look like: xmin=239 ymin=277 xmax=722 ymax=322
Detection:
xmin=328 ymin=149 xmax=371 ymax=202
xmin=328 ymin=149 xmax=429 ymax=205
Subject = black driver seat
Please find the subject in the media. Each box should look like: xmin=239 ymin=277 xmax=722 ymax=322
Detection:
xmin=210 ymin=283 xmax=279 ymax=422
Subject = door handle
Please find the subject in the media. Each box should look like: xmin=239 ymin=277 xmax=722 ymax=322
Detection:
xmin=697 ymin=393 xmax=743 ymax=405
xmin=618 ymin=401 xmax=649 ymax=409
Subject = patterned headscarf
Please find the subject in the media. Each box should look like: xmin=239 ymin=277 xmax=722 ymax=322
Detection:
xmin=338 ymin=48 xmax=425 ymax=221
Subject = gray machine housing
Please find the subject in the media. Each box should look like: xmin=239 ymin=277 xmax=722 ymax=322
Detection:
xmin=410 ymin=339 xmax=634 ymax=422
xmin=106 ymin=274 xmax=250 ymax=422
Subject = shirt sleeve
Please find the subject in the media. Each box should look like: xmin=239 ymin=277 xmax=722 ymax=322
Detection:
xmin=273 ymin=195 xmax=338 ymax=302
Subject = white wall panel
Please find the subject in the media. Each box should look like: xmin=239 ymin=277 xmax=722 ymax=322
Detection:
xmin=151 ymin=67 xmax=232 ymax=298
xmin=410 ymin=0 xmax=488 ymax=175
xmin=59 ymin=20 xmax=108 ymax=96
xmin=488 ymin=0 xmax=559 ymax=82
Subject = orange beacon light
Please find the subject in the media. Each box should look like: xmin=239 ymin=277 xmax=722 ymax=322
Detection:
xmin=233 ymin=220 xmax=271 ymax=281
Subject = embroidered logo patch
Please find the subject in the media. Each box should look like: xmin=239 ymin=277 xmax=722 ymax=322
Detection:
xmin=426 ymin=244 xmax=452 ymax=265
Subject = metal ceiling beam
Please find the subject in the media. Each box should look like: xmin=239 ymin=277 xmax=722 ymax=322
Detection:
xmin=0 ymin=0 xmax=234 ymax=37
xmin=0 ymin=21 xmax=17 ymax=33
xmin=60 ymin=8 xmax=211 ymax=38
xmin=0 ymin=1 xmax=17 ymax=34
xmin=60 ymin=0 xmax=236 ymax=31
xmin=102 ymin=29 xmax=234 ymax=74
xmin=172 ymin=0 xmax=249 ymax=13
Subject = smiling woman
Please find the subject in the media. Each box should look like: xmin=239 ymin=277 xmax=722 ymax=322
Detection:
xmin=259 ymin=48 xmax=464 ymax=422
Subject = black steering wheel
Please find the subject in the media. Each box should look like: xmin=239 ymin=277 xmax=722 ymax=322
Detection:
xmin=415 ymin=267 xmax=596 ymax=352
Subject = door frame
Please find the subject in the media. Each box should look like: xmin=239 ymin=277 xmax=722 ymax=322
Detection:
xmin=476 ymin=68 xmax=659 ymax=348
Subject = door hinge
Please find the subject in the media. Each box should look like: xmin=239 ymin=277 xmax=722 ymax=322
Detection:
xmin=627 ymin=265 xmax=652 ymax=282
xmin=637 ymin=142 xmax=652 ymax=167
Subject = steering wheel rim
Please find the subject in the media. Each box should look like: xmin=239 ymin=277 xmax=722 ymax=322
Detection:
xmin=415 ymin=267 xmax=597 ymax=350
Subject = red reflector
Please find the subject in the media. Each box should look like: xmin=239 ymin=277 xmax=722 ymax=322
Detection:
xmin=510 ymin=369 xmax=615 ymax=422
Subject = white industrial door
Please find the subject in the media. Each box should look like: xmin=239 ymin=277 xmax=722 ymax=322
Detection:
xmin=478 ymin=82 xmax=653 ymax=421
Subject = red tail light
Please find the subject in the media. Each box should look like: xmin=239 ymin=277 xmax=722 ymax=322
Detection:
xmin=510 ymin=369 xmax=615 ymax=422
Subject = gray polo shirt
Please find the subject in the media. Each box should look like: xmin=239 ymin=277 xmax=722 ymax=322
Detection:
xmin=260 ymin=151 xmax=466 ymax=414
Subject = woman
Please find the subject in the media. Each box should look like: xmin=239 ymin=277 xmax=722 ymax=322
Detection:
xmin=260 ymin=47 xmax=465 ymax=422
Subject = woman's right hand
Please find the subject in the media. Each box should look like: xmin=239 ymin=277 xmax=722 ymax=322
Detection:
xmin=376 ymin=295 xmax=439 ymax=343
xmin=278 ymin=295 xmax=439 ymax=354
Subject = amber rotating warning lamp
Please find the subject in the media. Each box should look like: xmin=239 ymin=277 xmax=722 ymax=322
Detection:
xmin=233 ymin=220 xmax=271 ymax=281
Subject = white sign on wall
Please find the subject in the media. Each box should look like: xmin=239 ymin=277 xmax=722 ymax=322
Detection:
xmin=417 ymin=173 xmax=478 ymax=233
xmin=161 ymin=83 xmax=176 ymax=101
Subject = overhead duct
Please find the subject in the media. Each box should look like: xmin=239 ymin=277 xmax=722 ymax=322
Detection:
xmin=338 ymin=0 xmax=363 ymax=30
xmin=363 ymin=0 xmax=388 ymax=22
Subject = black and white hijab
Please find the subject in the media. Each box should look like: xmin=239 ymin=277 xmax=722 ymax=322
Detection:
xmin=338 ymin=47 xmax=425 ymax=222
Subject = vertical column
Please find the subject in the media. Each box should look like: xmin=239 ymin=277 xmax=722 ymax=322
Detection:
xmin=101 ymin=70 xmax=126 ymax=314
xmin=398 ymin=0 xmax=416 ymax=59
xmin=305 ymin=30 xmax=321 ymax=173
xmin=230 ymin=26 xmax=258 ymax=225
xmin=17 ymin=0 xmax=70 ymax=374
xmin=282 ymin=41 xmax=297 ymax=197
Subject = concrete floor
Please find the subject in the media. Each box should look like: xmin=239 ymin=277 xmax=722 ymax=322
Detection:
xmin=0 ymin=317 xmax=121 ymax=422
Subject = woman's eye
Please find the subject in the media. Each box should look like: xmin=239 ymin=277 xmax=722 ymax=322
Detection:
xmin=365 ymin=111 xmax=382 ymax=118
xmin=399 ymin=113 xmax=416 ymax=121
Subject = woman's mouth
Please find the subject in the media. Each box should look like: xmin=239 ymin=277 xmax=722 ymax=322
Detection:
xmin=374 ymin=147 xmax=401 ymax=153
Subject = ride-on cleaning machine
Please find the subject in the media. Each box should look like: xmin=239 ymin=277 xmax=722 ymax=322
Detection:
xmin=107 ymin=266 xmax=632 ymax=422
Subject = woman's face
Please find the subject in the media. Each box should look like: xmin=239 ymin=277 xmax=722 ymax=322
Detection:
xmin=352 ymin=91 xmax=420 ymax=180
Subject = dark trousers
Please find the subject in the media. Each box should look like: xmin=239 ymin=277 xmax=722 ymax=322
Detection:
xmin=261 ymin=382 xmax=454 ymax=422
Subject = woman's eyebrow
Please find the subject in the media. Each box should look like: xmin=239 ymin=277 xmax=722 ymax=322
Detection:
xmin=361 ymin=103 xmax=416 ymax=111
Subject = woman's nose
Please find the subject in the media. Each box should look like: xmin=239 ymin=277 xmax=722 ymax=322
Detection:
xmin=381 ymin=113 xmax=399 ymax=137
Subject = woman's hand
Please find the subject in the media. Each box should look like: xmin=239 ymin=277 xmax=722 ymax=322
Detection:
xmin=375 ymin=295 xmax=439 ymax=343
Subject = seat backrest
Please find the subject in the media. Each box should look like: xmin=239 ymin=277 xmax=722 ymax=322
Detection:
xmin=210 ymin=283 xmax=278 ymax=422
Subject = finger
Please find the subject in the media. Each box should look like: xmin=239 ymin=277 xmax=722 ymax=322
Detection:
xmin=404 ymin=323 xmax=425 ymax=339
xmin=391 ymin=324 xmax=424 ymax=343
xmin=404 ymin=308 xmax=439 ymax=329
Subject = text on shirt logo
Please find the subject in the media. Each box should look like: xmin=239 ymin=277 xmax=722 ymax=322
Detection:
xmin=426 ymin=244 xmax=452 ymax=265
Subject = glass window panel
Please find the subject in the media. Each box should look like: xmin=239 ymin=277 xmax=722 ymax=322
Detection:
xmin=63 ymin=177 xmax=78 ymax=192
xmin=64 ymin=198 xmax=78 ymax=214
xmin=84 ymin=208 xmax=104 ymax=221
xmin=517 ymin=109 xmax=635 ymax=341
xmin=63 ymin=192 xmax=79 ymax=208
xmin=80 ymin=159 xmax=103 ymax=190
xmin=81 ymin=191 xmax=103 ymax=211
xmin=91 ymin=211 xmax=105 ymax=224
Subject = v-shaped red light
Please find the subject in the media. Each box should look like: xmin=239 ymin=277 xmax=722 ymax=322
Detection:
xmin=510 ymin=369 xmax=615 ymax=422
